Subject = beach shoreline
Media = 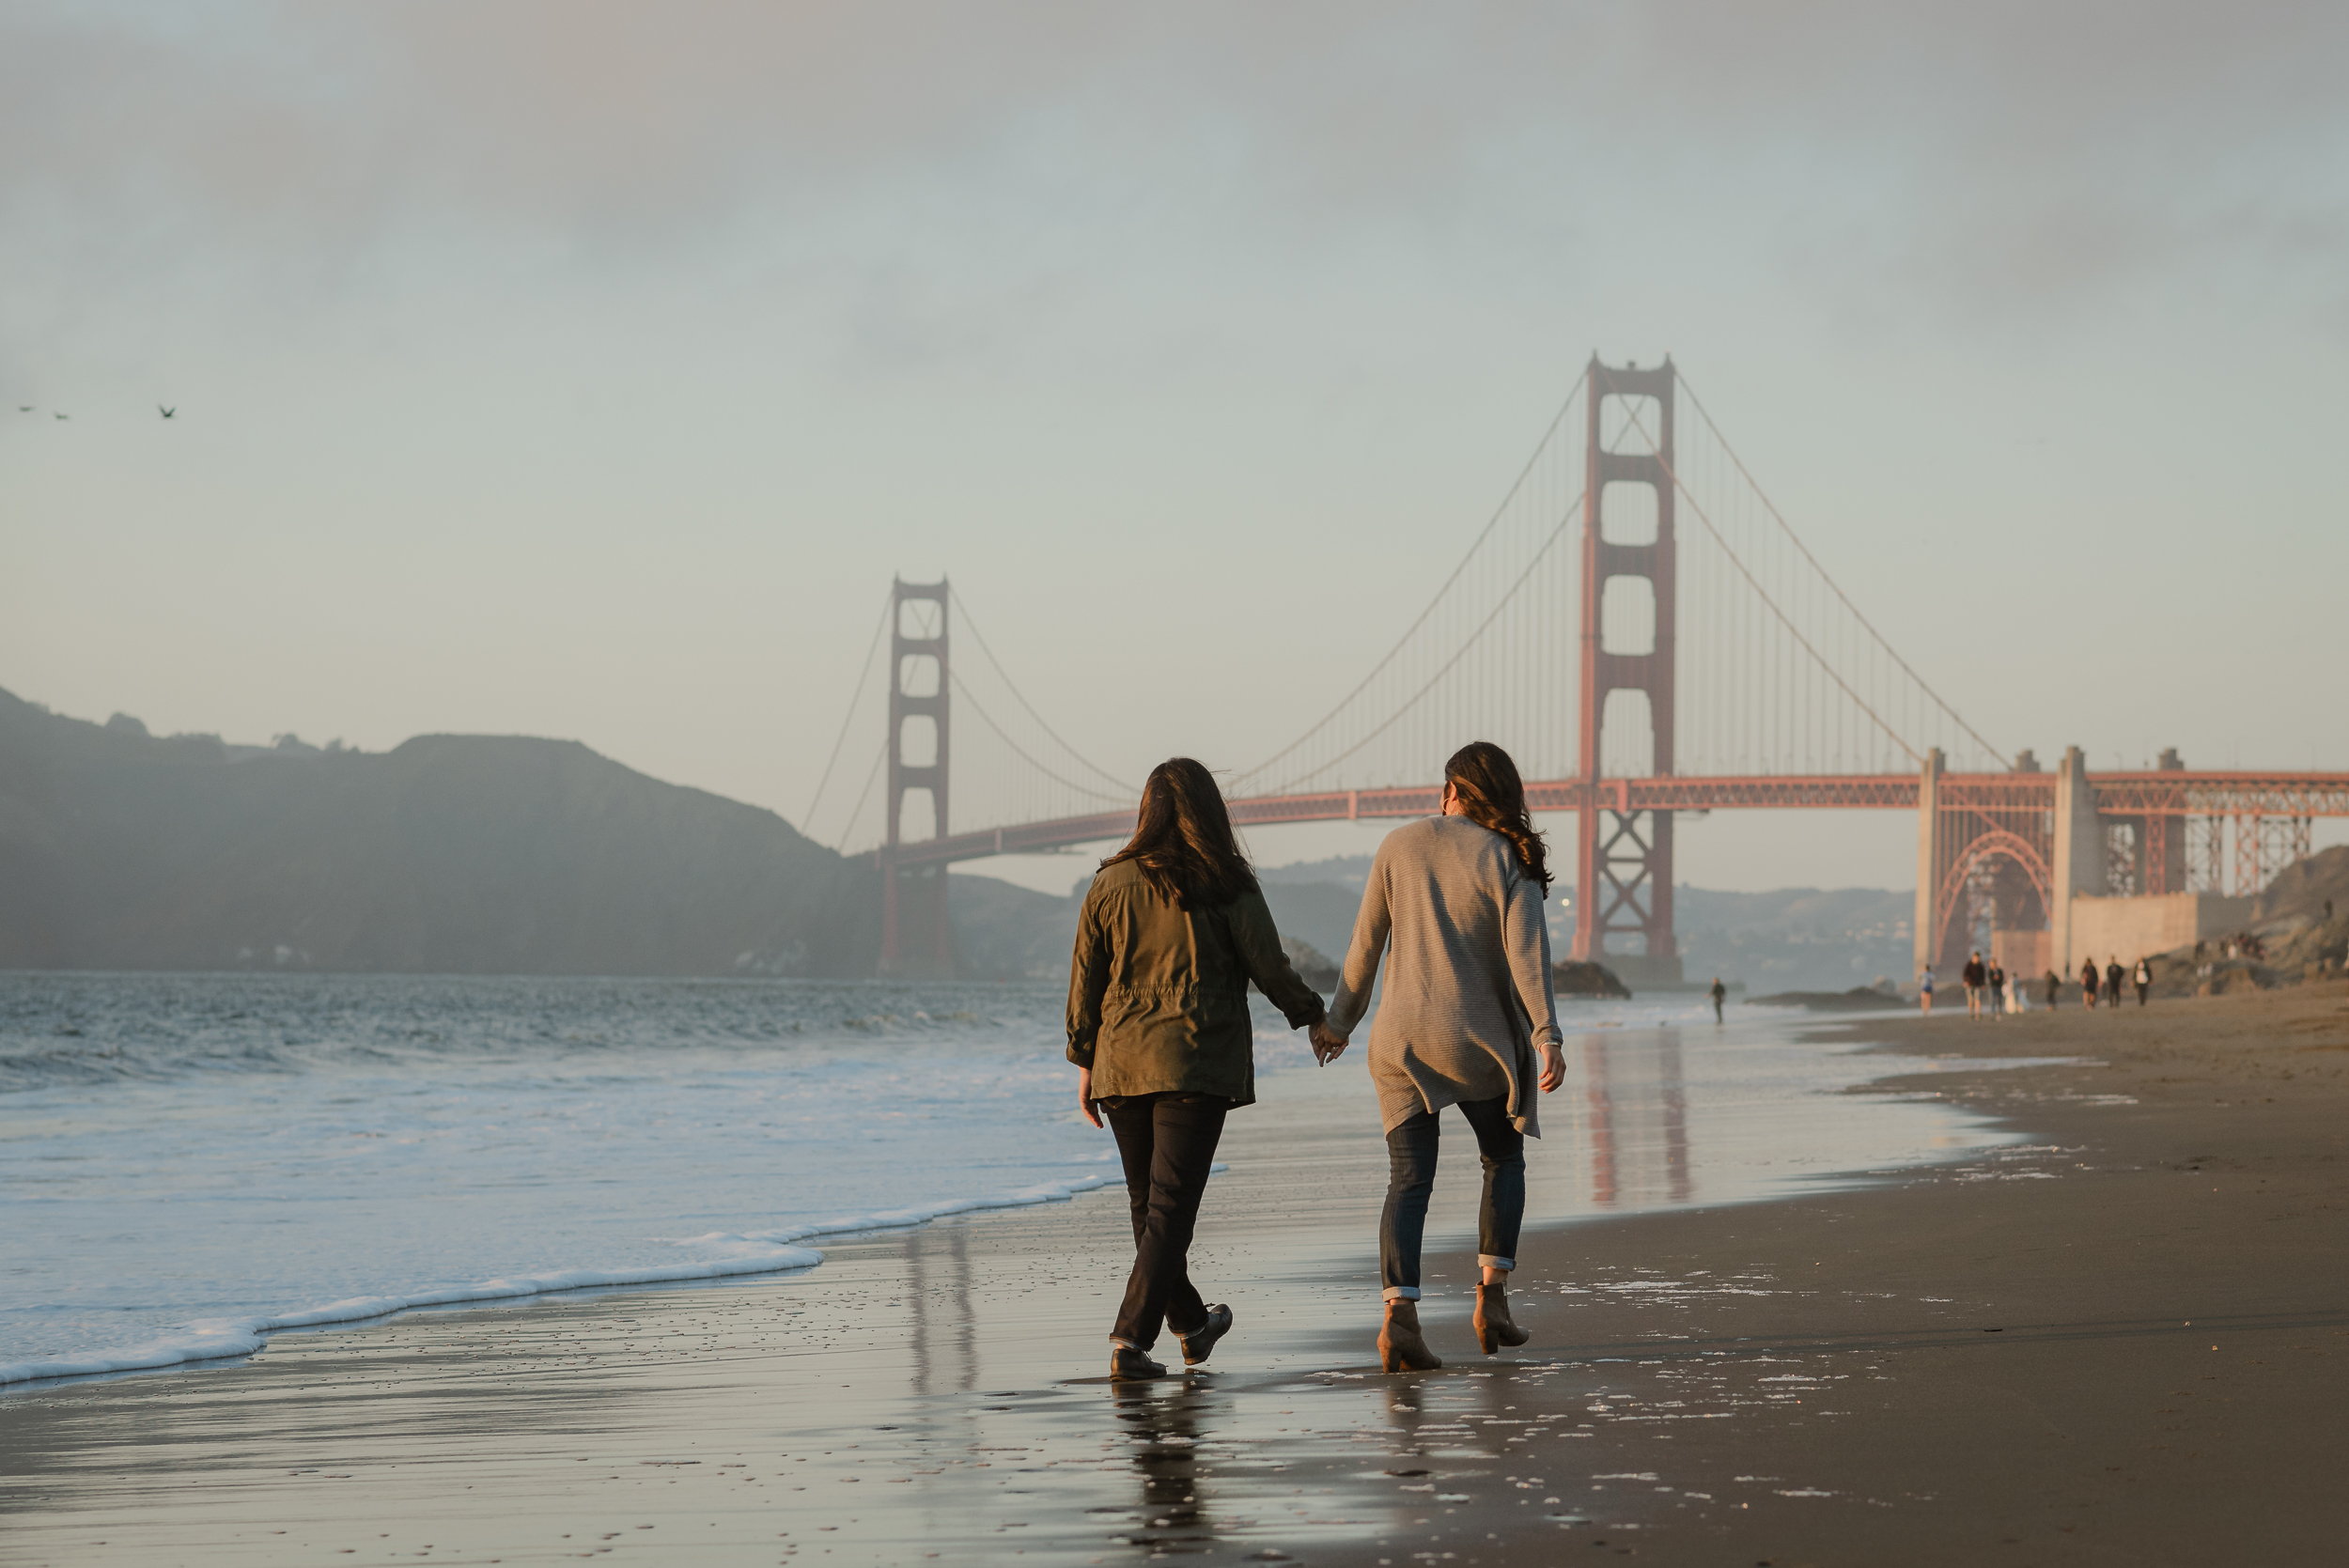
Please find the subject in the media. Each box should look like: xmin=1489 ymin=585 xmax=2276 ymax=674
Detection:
xmin=5 ymin=985 xmax=2344 ymax=1566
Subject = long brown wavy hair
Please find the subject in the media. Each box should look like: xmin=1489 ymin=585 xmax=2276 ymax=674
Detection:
xmin=1100 ymin=757 xmax=1258 ymax=908
xmin=1443 ymin=740 xmax=1551 ymax=894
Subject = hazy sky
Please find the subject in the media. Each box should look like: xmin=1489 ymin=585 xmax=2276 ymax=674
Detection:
xmin=7 ymin=2 xmax=2346 ymax=893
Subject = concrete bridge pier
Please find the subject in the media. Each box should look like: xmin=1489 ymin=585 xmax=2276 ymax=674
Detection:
xmin=1914 ymin=744 xmax=2280 ymax=988
xmin=2047 ymin=745 xmax=2105 ymax=978
xmin=1911 ymin=749 xmax=1942 ymax=981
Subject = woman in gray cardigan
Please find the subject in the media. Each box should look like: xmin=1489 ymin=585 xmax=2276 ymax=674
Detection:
xmin=1311 ymin=741 xmax=1565 ymax=1370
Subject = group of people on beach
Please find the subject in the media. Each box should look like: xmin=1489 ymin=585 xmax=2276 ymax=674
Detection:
xmin=1921 ymin=951 xmax=2155 ymax=1017
xmin=2077 ymin=955 xmax=2155 ymax=1008
xmin=1066 ymin=742 xmax=1558 ymax=1380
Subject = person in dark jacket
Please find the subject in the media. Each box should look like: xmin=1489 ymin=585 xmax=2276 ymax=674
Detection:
xmin=2080 ymin=957 xmax=2099 ymax=1008
xmin=1962 ymin=951 xmax=1987 ymax=1018
xmin=2105 ymin=958 xmax=2125 ymax=1009
xmin=1067 ymin=757 xmax=1327 ymax=1381
xmin=2045 ymin=969 xmax=2062 ymax=1009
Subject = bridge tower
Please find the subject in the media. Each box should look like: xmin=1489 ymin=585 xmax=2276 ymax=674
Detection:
xmin=880 ymin=578 xmax=954 ymax=977
xmin=1572 ymin=357 xmax=1680 ymax=982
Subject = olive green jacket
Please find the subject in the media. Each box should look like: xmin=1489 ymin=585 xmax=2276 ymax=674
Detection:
xmin=1065 ymin=861 xmax=1328 ymax=1106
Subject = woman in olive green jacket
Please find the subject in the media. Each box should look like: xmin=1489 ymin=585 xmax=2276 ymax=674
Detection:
xmin=1067 ymin=757 xmax=1328 ymax=1381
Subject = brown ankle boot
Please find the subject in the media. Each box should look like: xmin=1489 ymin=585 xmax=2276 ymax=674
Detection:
xmin=1474 ymin=1281 xmax=1530 ymax=1354
xmin=1378 ymin=1299 xmax=1442 ymax=1373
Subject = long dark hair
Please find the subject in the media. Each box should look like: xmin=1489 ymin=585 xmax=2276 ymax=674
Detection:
xmin=1100 ymin=757 xmax=1257 ymax=908
xmin=1443 ymin=740 xmax=1551 ymax=894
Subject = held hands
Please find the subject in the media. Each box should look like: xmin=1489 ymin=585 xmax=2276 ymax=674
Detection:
xmin=1077 ymin=1065 xmax=1103 ymax=1128
xmin=1537 ymin=1042 xmax=1566 ymax=1094
xmin=1309 ymin=1021 xmax=1349 ymax=1065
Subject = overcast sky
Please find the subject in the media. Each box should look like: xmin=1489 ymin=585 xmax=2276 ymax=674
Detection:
xmin=6 ymin=1 xmax=2346 ymax=893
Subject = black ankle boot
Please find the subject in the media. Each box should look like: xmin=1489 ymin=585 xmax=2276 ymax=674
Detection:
xmin=1177 ymin=1304 xmax=1234 ymax=1366
xmin=1110 ymin=1345 xmax=1168 ymax=1381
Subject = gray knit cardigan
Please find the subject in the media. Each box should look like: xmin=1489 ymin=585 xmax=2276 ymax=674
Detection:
xmin=1326 ymin=815 xmax=1563 ymax=1135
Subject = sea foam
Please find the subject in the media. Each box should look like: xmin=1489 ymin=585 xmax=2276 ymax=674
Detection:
xmin=1 ymin=973 xmax=1176 ymax=1389
xmin=0 ymin=1169 xmax=1138 ymax=1387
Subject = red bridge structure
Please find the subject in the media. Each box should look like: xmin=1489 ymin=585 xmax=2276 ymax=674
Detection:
xmin=802 ymin=359 xmax=2349 ymax=983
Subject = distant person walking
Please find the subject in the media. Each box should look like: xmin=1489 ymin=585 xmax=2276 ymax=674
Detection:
xmin=2080 ymin=958 xmax=2099 ymax=1008
xmin=1986 ymin=962 xmax=2007 ymax=1019
xmin=1919 ymin=968 xmax=1935 ymax=1015
xmin=2134 ymin=957 xmax=2153 ymax=1006
xmin=1066 ymin=758 xmax=1330 ymax=1381
xmin=1709 ymin=976 xmax=1727 ymax=1023
xmin=2045 ymin=969 xmax=2062 ymax=1009
xmin=2105 ymin=958 xmax=2125 ymax=1009
xmin=1962 ymin=950 xmax=1987 ymax=1018
xmin=1313 ymin=741 xmax=1565 ymax=1372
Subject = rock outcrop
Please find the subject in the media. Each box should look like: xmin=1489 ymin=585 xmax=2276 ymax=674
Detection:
xmin=1746 ymin=984 xmax=1906 ymax=1012
xmin=1552 ymin=959 xmax=1632 ymax=999
xmin=1280 ymin=934 xmax=1343 ymax=993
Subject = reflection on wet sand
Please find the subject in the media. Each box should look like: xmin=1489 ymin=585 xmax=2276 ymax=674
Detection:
xmin=907 ymin=1220 xmax=978 ymax=1397
xmin=1575 ymin=1028 xmax=1692 ymax=1210
xmin=1107 ymin=1378 xmax=1220 ymax=1552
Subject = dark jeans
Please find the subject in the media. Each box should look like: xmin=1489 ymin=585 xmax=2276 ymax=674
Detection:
xmin=1380 ymin=1094 xmax=1524 ymax=1300
xmin=1103 ymin=1093 xmax=1227 ymax=1352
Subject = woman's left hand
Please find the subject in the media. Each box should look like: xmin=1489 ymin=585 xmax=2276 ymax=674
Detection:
xmin=1077 ymin=1065 xmax=1103 ymax=1128
xmin=1536 ymin=1043 xmax=1565 ymax=1093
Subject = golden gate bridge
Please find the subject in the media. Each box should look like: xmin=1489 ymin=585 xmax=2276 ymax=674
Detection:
xmin=802 ymin=358 xmax=2349 ymax=983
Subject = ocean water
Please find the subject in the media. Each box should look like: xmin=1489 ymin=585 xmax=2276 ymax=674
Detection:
xmin=0 ymin=973 xmax=2013 ymax=1389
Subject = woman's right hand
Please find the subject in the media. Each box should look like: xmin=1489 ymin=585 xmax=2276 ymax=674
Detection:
xmin=1536 ymin=1042 xmax=1565 ymax=1093
xmin=1078 ymin=1065 xmax=1103 ymax=1127
xmin=1309 ymin=1021 xmax=1348 ymax=1064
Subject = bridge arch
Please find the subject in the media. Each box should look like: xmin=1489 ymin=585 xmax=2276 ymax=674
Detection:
xmin=1932 ymin=828 xmax=2051 ymax=977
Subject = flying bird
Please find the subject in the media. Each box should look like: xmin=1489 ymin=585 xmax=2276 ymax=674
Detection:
xmin=159 ymin=406 xmax=175 ymax=419
xmin=15 ymin=406 xmax=29 ymax=413
xmin=54 ymin=411 xmax=68 ymax=420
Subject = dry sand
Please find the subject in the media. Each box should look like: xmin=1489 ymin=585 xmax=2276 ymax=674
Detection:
xmin=5 ymin=986 xmax=2345 ymax=1566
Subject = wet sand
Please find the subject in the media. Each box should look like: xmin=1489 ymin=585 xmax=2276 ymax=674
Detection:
xmin=1386 ymin=982 xmax=2349 ymax=1564
xmin=6 ymin=986 xmax=2346 ymax=1566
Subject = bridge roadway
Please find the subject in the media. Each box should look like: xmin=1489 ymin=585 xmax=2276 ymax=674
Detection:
xmin=870 ymin=770 xmax=2349 ymax=870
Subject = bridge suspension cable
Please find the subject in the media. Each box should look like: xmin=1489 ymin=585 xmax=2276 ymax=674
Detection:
xmin=1611 ymin=391 xmax=1926 ymax=768
xmin=1647 ymin=377 xmax=2001 ymax=775
xmin=947 ymin=666 xmax=1133 ymax=806
xmin=831 ymin=738 xmax=889 ymax=853
xmin=947 ymin=586 xmax=1133 ymax=795
xmin=800 ymin=591 xmax=891 ymax=839
xmin=1677 ymin=374 xmax=2003 ymax=765
xmin=1254 ymin=505 xmax=1579 ymax=793
xmin=1232 ymin=376 xmax=1590 ymax=795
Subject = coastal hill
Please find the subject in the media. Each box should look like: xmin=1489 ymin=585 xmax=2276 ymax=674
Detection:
xmin=2254 ymin=844 xmax=2349 ymax=924
xmin=3 ymin=685 xmax=1932 ymax=986
xmin=0 ymin=689 xmax=876 ymax=976
xmin=950 ymin=854 xmax=1916 ymax=993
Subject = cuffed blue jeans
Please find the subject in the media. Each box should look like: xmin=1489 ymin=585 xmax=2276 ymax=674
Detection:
xmin=1380 ymin=1094 xmax=1523 ymax=1301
